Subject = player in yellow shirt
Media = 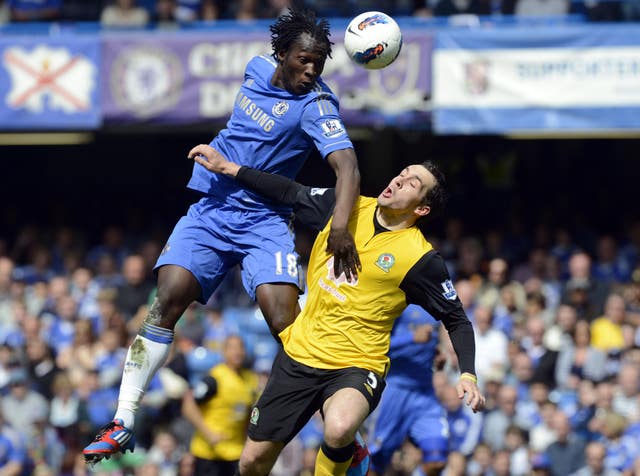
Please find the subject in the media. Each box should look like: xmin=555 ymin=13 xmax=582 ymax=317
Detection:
xmin=189 ymin=144 xmax=485 ymax=476
xmin=181 ymin=335 xmax=259 ymax=475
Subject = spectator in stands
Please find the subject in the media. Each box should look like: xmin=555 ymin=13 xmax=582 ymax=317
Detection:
xmin=545 ymin=409 xmax=586 ymax=476
xmin=48 ymin=372 xmax=90 ymax=472
xmin=571 ymin=441 xmax=622 ymax=476
xmin=145 ymin=429 xmax=185 ymax=475
xmin=612 ymin=363 xmax=639 ymax=421
xmin=597 ymin=412 xmax=633 ymax=473
xmin=555 ymin=320 xmax=607 ymax=390
xmin=101 ymin=0 xmax=150 ymax=27
xmin=492 ymin=283 xmax=524 ymax=338
xmin=521 ymin=316 xmax=557 ymax=388
xmin=0 ymin=407 xmax=27 ymax=476
xmin=562 ymin=251 xmax=609 ymax=321
xmin=116 ymin=254 xmax=154 ymax=321
xmin=479 ymin=258 xmax=527 ymax=321
xmin=482 ymin=384 xmax=518 ymax=451
xmin=202 ymin=303 xmax=239 ymax=355
xmin=24 ymin=338 xmax=60 ymax=400
xmin=504 ymin=425 xmax=530 ymax=476
xmin=181 ymin=335 xmax=258 ymax=475
xmin=55 ymin=319 xmax=97 ymax=386
xmin=7 ymin=0 xmax=61 ymax=21
xmin=441 ymin=383 xmax=484 ymax=456
xmin=594 ymin=235 xmax=631 ymax=284
xmin=472 ymin=304 xmax=509 ymax=388
xmin=492 ymin=450 xmax=511 ymax=476
xmin=1 ymin=369 xmax=49 ymax=440
xmin=93 ymin=254 xmax=125 ymax=290
xmin=590 ymin=293 xmax=628 ymax=354
xmin=466 ymin=442 xmax=494 ymax=476
xmin=154 ymin=0 xmax=178 ymax=24
xmin=528 ymin=399 xmax=557 ymax=453
xmin=544 ymin=303 xmax=577 ymax=352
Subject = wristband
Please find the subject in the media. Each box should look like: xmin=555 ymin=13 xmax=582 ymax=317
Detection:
xmin=460 ymin=373 xmax=477 ymax=384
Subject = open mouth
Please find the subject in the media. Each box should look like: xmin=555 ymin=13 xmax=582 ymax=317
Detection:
xmin=382 ymin=187 xmax=392 ymax=198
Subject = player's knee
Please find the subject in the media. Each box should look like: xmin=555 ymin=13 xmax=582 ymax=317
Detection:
xmin=323 ymin=419 xmax=356 ymax=447
xmin=153 ymin=266 xmax=201 ymax=326
xmin=256 ymin=284 xmax=298 ymax=333
xmin=238 ymin=452 xmax=269 ymax=476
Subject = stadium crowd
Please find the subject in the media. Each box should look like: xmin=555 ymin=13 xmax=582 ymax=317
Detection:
xmin=0 ymin=217 xmax=639 ymax=475
xmin=0 ymin=0 xmax=637 ymax=26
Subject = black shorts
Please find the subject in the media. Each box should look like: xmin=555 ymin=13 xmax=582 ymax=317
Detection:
xmin=193 ymin=457 xmax=237 ymax=476
xmin=247 ymin=348 xmax=386 ymax=444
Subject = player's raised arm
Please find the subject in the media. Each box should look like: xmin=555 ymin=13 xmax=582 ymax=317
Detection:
xmin=189 ymin=144 xmax=336 ymax=230
xmin=325 ymin=148 xmax=361 ymax=283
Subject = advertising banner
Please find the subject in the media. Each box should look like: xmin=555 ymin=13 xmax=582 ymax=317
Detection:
xmin=0 ymin=36 xmax=100 ymax=129
xmin=101 ymin=30 xmax=433 ymax=128
xmin=433 ymin=25 xmax=640 ymax=134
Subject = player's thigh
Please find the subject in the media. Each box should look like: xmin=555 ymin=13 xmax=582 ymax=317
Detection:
xmin=408 ymin=395 xmax=449 ymax=464
xmin=322 ymin=368 xmax=386 ymax=439
xmin=247 ymin=349 xmax=323 ymax=445
xmin=240 ymin=222 xmax=303 ymax=301
xmin=155 ymin=213 xmax=238 ymax=303
xmin=368 ymin=386 xmax=413 ymax=470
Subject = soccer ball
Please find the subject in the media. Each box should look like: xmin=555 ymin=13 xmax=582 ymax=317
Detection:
xmin=343 ymin=11 xmax=402 ymax=70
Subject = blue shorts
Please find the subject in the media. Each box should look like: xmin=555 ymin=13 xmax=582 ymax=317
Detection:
xmin=155 ymin=197 xmax=304 ymax=303
xmin=368 ymin=384 xmax=449 ymax=472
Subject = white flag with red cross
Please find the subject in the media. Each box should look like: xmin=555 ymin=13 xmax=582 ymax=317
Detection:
xmin=4 ymin=44 xmax=96 ymax=114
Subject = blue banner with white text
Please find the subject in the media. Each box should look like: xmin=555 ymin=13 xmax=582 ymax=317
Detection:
xmin=432 ymin=25 xmax=640 ymax=134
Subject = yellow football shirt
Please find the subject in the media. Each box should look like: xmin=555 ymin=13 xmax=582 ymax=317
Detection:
xmin=280 ymin=196 xmax=433 ymax=376
xmin=189 ymin=363 xmax=259 ymax=461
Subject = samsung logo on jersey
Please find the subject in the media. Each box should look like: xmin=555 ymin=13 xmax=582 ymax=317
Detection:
xmin=236 ymin=92 xmax=275 ymax=132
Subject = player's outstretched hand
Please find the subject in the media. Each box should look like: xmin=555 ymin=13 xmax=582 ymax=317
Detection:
xmin=188 ymin=144 xmax=239 ymax=177
xmin=327 ymin=227 xmax=361 ymax=282
xmin=456 ymin=374 xmax=485 ymax=413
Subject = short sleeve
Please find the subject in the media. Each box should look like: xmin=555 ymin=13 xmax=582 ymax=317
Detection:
xmin=301 ymin=94 xmax=354 ymax=159
xmin=192 ymin=375 xmax=218 ymax=403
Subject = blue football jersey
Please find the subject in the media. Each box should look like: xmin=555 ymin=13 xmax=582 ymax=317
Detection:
xmin=387 ymin=304 xmax=440 ymax=392
xmin=188 ymin=55 xmax=353 ymax=214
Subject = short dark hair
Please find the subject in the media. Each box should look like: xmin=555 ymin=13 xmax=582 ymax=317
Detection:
xmin=419 ymin=160 xmax=448 ymax=218
xmin=270 ymin=7 xmax=333 ymax=60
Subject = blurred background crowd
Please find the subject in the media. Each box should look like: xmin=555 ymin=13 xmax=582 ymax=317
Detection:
xmin=1 ymin=209 xmax=639 ymax=475
xmin=1 ymin=0 xmax=639 ymax=475
xmin=0 ymin=0 xmax=638 ymax=27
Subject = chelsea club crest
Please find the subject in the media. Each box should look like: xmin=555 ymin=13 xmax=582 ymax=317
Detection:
xmin=272 ymin=100 xmax=289 ymax=117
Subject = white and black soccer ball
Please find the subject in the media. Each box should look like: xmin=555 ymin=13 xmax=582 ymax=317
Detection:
xmin=343 ymin=11 xmax=402 ymax=70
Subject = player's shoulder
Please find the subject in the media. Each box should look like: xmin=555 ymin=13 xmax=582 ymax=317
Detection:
xmin=305 ymin=78 xmax=339 ymax=104
xmin=245 ymin=55 xmax=277 ymax=79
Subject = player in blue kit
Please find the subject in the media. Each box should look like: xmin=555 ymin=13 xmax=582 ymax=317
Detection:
xmin=368 ymin=304 xmax=452 ymax=476
xmin=84 ymin=8 xmax=361 ymax=464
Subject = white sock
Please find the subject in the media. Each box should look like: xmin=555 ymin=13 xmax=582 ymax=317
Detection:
xmin=114 ymin=324 xmax=173 ymax=429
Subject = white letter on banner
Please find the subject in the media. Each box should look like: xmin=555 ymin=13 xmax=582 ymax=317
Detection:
xmin=189 ymin=42 xmax=271 ymax=78
xmin=200 ymin=81 xmax=239 ymax=117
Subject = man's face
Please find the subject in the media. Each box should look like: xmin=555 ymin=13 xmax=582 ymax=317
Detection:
xmin=377 ymin=164 xmax=434 ymax=215
xmin=277 ymin=33 xmax=326 ymax=95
